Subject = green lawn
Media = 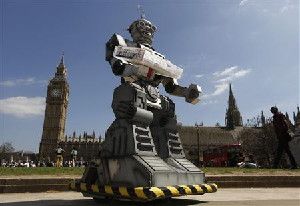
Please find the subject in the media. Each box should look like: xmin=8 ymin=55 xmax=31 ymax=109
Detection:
xmin=0 ymin=167 xmax=299 ymax=176
xmin=202 ymin=167 xmax=300 ymax=175
xmin=0 ymin=167 xmax=84 ymax=176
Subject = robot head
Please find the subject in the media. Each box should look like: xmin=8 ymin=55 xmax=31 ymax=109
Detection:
xmin=128 ymin=18 xmax=157 ymax=45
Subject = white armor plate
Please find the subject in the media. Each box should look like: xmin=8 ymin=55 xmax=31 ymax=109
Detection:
xmin=113 ymin=46 xmax=183 ymax=79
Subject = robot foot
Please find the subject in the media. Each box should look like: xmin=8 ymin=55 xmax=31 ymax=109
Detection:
xmin=70 ymin=180 xmax=217 ymax=202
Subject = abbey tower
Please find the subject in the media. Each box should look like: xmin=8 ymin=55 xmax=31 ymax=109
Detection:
xmin=225 ymin=83 xmax=243 ymax=129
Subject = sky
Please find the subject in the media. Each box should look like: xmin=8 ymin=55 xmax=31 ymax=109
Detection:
xmin=0 ymin=0 xmax=299 ymax=152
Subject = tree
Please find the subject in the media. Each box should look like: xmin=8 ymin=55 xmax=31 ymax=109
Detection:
xmin=245 ymin=115 xmax=261 ymax=127
xmin=285 ymin=112 xmax=290 ymax=122
xmin=0 ymin=142 xmax=15 ymax=160
xmin=261 ymin=111 xmax=266 ymax=126
xmin=239 ymin=119 xmax=287 ymax=168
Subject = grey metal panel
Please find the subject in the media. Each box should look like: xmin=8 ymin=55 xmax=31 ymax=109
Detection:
xmin=174 ymin=158 xmax=202 ymax=172
xmin=137 ymin=155 xmax=172 ymax=172
xmin=151 ymin=171 xmax=205 ymax=187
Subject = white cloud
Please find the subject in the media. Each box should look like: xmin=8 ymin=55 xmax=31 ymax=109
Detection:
xmin=239 ymin=0 xmax=296 ymax=14
xmin=202 ymin=99 xmax=218 ymax=105
xmin=239 ymin=0 xmax=249 ymax=7
xmin=203 ymin=66 xmax=251 ymax=99
xmin=195 ymin=74 xmax=204 ymax=78
xmin=280 ymin=0 xmax=295 ymax=13
xmin=213 ymin=66 xmax=238 ymax=77
xmin=211 ymin=83 xmax=229 ymax=96
xmin=0 ymin=77 xmax=47 ymax=87
xmin=213 ymin=66 xmax=251 ymax=83
xmin=0 ymin=96 xmax=45 ymax=118
xmin=202 ymin=83 xmax=229 ymax=99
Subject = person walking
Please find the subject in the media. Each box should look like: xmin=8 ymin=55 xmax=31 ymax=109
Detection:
xmin=55 ymin=146 xmax=65 ymax=167
xmin=271 ymin=106 xmax=297 ymax=169
xmin=71 ymin=147 xmax=78 ymax=167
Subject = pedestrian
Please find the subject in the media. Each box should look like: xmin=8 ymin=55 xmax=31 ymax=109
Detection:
xmin=55 ymin=146 xmax=65 ymax=167
xmin=271 ymin=106 xmax=297 ymax=169
xmin=71 ymin=147 xmax=77 ymax=167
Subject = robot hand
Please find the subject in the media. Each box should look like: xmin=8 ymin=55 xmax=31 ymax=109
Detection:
xmin=112 ymin=60 xmax=126 ymax=75
xmin=112 ymin=59 xmax=140 ymax=77
xmin=185 ymin=84 xmax=202 ymax=105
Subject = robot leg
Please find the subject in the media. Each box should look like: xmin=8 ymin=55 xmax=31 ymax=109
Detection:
xmin=102 ymin=82 xmax=156 ymax=157
xmin=151 ymin=96 xmax=204 ymax=182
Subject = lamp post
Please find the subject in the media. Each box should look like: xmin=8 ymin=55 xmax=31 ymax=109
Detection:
xmin=195 ymin=124 xmax=201 ymax=167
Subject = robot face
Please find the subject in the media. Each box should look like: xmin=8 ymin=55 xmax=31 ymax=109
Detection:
xmin=129 ymin=19 xmax=157 ymax=45
xmin=136 ymin=20 xmax=156 ymax=34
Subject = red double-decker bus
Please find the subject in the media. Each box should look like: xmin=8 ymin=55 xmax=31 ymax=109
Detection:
xmin=203 ymin=144 xmax=242 ymax=167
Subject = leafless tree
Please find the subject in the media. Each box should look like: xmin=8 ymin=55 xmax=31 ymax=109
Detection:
xmin=0 ymin=142 xmax=15 ymax=160
xmin=239 ymin=117 xmax=287 ymax=168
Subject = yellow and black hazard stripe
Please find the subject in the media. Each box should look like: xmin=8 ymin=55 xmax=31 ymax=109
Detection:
xmin=69 ymin=181 xmax=217 ymax=201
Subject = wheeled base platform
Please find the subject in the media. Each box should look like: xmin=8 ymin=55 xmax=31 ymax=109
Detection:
xmin=69 ymin=180 xmax=217 ymax=202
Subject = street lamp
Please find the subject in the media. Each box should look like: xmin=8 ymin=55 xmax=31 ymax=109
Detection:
xmin=195 ymin=123 xmax=201 ymax=167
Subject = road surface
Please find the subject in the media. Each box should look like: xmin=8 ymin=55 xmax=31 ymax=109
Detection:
xmin=1 ymin=188 xmax=299 ymax=206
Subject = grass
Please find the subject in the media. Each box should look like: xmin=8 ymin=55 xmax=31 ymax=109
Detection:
xmin=202 ymin=167 xmax=300 ymax=175
xmin=0 ymin=167 xmax=299 ymax=177
xmin=0 ymin=167 xmax=85 ymax=176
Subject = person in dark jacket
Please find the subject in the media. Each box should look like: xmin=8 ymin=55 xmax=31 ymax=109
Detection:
xmin=271 ymin=106 xmax=297 ymax=169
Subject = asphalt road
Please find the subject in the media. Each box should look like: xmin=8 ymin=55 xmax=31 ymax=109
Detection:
xmin=1 ymin=188 xmax=299 ymax=206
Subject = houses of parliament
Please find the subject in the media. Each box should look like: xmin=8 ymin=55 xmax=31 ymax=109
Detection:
xmin=39 ymin=55 xmax=300 ymax=165
xmin=39 ymin=56 xmax=101 ymax=161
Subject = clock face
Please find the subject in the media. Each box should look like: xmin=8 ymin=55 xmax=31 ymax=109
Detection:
xmin=51 ymin=89 xmax=61 ymax=97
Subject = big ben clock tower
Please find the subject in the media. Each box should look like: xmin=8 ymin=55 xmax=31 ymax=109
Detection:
xmin=39 ymin=55 xmax=69 ymax=161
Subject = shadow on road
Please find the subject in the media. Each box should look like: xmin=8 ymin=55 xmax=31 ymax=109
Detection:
xmin=1 ymin=198 xmax=206 ymax=206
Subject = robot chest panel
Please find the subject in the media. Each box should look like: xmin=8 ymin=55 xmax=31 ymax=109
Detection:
xmin=146 ymin=85 xmax=159 ymax=101
xmin=145 ymin=85 xmax=162 ymax=109
xmin=130 ymin=82 xmax=161 ymax=110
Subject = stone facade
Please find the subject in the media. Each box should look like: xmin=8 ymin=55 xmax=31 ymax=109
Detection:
xmin=59 ymin=132 xmax=102 ymax=161
xmin=179 ymin=126 xmax=242 ymax=165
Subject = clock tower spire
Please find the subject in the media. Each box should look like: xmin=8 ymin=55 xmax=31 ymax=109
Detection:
xmin=39 ymin=55 xmax=69 ymax=161
xmin=56 ymin=53 xmax=66 ymax=76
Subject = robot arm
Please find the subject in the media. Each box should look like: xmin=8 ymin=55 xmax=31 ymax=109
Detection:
xmin=105 ymin=34 xmax=139 ymax=77
xmin=163 ymin=77 xmax=202 ymax=105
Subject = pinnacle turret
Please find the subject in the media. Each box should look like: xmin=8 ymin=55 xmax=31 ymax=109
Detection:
xmin=55 ymin=53 xmax=67 ymax=77
xmin=228 ymin=83 xmax=236 ymax=107
xmin=225 ymin=83 xmax=243 ymax=129
xmin=58 ymin=53 xmax=65 ymax=68
xmin=229 ymin=83 xmax=233 ymax=96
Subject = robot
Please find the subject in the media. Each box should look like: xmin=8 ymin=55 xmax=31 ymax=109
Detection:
xmin=70 ymin=17 xmax=217 ymax=202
